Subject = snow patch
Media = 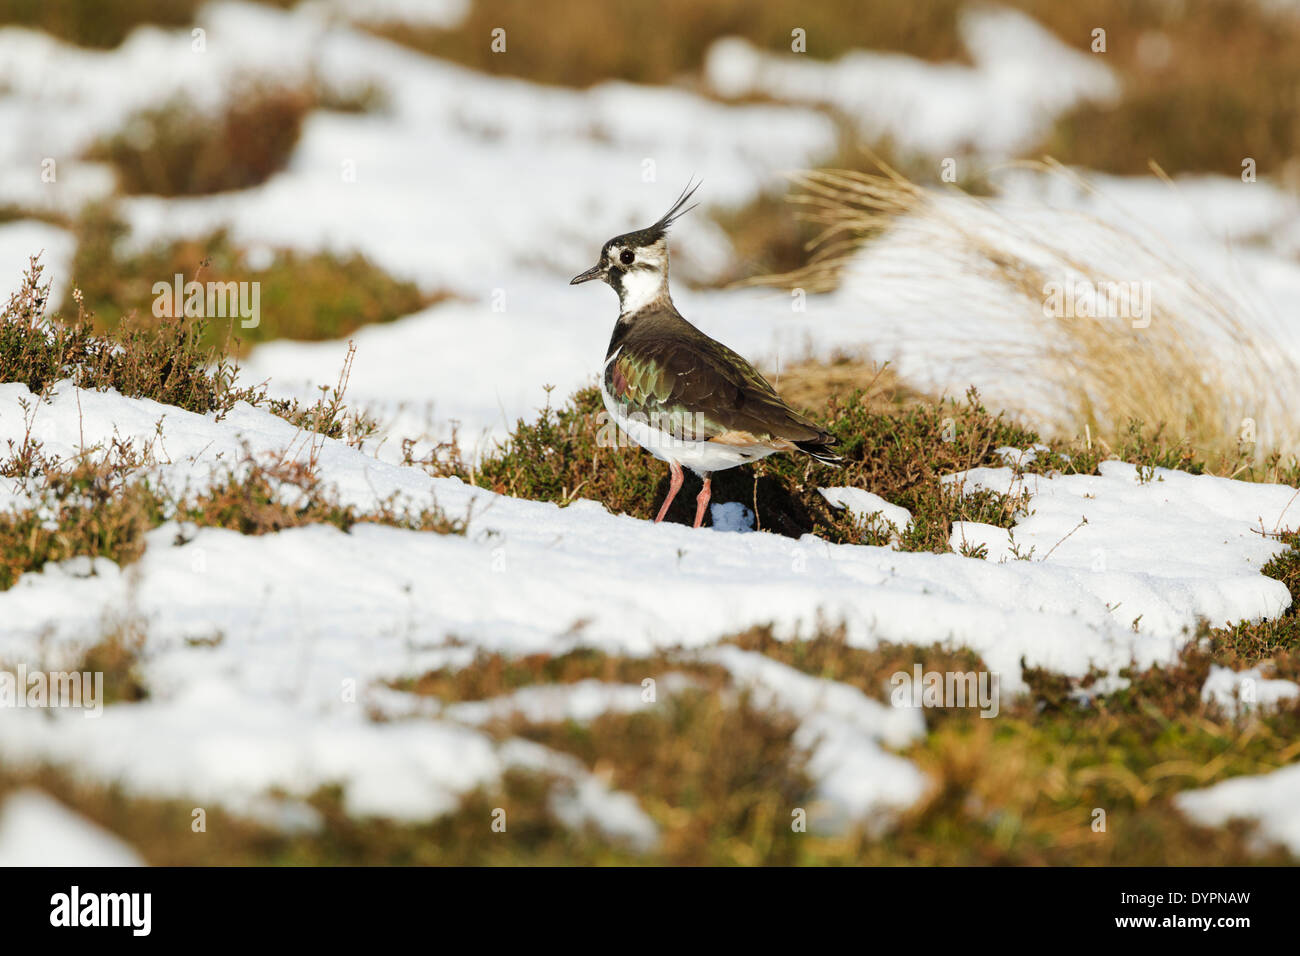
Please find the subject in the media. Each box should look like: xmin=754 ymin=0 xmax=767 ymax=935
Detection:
xmin=1201 ymin=665 xmax=1300 ymax=719
xmin=1176 ymin=764 xmax=1300 ymax=855
xmin=0 ymin=789 xmax=144 ymax=866
xmin=819 ymin=487 xmax=912 ymax=544
xmin=703 ymin=646 xmax=928 ymax=831
xmin=950 ymin=521 xmax=1016 ymax=562
xmin=710 ymin=501 xmax=755 ymax=533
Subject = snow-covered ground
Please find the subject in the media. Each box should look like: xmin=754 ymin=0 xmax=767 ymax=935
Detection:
xmin=0 ymin=380 xmax=1294 ymax=841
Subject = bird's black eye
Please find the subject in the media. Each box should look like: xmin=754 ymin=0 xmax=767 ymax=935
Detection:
xmin=619 ymin=249 xmax=635 ymax=265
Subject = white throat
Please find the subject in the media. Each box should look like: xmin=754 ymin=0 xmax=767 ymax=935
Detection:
xmin=617 ymin=268 xmax=670 ymax=315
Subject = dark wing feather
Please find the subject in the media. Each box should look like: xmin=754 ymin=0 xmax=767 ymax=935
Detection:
xmin=607 ymin=313 xmax=835 ymax=448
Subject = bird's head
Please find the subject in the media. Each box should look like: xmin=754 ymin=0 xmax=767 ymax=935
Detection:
xmin=570 ymin=181 xmax=700 ymax=314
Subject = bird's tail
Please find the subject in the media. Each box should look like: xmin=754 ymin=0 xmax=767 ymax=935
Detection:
xmin=795 ymin=436 xmax=844 ymax=466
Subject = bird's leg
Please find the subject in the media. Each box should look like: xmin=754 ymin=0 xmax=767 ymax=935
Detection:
xmin=654 ymin=460 xmax=684 ymax=523
xmin=693 ymin=473 xmax=712 ymax=529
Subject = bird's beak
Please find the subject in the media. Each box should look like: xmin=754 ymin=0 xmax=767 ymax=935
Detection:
xmin=570 ymin=263 xmax=603 ymax=285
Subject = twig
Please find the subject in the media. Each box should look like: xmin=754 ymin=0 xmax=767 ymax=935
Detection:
xmin=1040 ymin=516 xmax=1088 ymax=563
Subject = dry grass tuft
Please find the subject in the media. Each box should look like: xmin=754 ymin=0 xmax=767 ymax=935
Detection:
xmin=86 ymin=85 xmax=312 ymax=196
xmin=84 ymin=76 xmax=386 ymax=198
xmin=761 ymin=159 xmax=1300 ymax=463
xmin=1 ymin=256 xmax=385 ymax=441
xmin=0 ymin=256 xmax=258 ymax=414
xmin=74 ymin=617 xmax=150 ymax=704
xmin=761 ymin=352 xmax=927 ymax=417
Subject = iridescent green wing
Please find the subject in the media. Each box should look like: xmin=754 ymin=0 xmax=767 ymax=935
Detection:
xmin=606 ymin=333 xmax=827 ymax=444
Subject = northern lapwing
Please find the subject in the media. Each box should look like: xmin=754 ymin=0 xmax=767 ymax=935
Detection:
xmin=570 ymin=182 xmax=841 ymax=529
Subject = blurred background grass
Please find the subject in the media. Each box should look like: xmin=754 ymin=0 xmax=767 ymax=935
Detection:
xmin=6 ymin=0 xmax=1297 ymax=324
xmin=5 ymin=0 xmax=1298 ymax=177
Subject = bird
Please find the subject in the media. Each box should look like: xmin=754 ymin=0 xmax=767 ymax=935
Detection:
xmin=570 ymin=181 xmax=841 ymax=529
